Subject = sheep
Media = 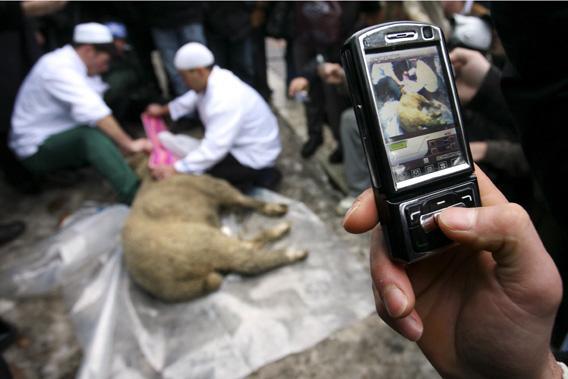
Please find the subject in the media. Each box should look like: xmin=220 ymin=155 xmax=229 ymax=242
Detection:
xmin=122 ymin=156 xmax=308 ymax=302
xmin=398 ymin=90 xmax=444 ymax=133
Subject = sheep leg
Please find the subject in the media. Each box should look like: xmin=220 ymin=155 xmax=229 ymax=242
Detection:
xmin=219 ymin=243 xmax=308 ymax=275
xmin=151 ymin=272 xmax=224 ymax=303
xmin=206 ymin=178 xmax=288 ymax=216
xmin=247 ymin=221 xmax=292 ymax=248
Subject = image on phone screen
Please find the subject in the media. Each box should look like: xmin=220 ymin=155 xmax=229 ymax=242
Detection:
xmin=364 ymin=45 xmax=469 ymax=189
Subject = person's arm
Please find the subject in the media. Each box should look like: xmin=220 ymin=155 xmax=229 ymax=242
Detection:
xmin=343 ymin=167 xmax=563 ymax=379
xmin=288 ymin=77 xmax=309 ymax=97
xmin=96 ymin=115 xmax=151 ymax=154
xmin=449 ymin=47 xmax=491 ymax=105
xmin=0 ymin=1 xmax=66 ymax=29
xmin=145 ymin=103 xmax=170 ymax=117
xmin=473 ymin=140 xmax=530 ymax=177
xmin=44 ymin=70 xmax=151 ymax=154
xmin=318 ymin=62 xmax=345 ymax=85
xmin=166 ymin=91 xmax=198 ymax=121
xmin=21 ymin=1 xmax=66 ymax=17
xmin=173 ymin=103 xmax=242 ymax=175
xmin=297 ymin=57 xmax=320 ymax=83
xmin=289 ymin=62 xmax=345 ymax=97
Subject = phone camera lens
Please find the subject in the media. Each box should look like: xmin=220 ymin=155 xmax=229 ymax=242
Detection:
xmin=422 ymin=26 xmax=433 ymax=39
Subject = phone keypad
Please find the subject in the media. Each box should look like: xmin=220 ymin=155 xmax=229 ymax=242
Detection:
xmin=456 ymin=187 xmax=475 ymax=207
xmin=402 ymin=183 xmax=478 ymax=253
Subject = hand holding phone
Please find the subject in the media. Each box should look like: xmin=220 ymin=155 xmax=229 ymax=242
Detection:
xmin=341 ymin=22 xmax=481 ymax=262
xmin=343 ymin=166 xmax=563 ymax=378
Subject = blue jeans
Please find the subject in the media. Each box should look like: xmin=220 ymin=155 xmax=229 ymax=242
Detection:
xmin=207 ymin=33 xmax=255 ymax=87
xmin=151 ymin=23 xmax=206 ymax=96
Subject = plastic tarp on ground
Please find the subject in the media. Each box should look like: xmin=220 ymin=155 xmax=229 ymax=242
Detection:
xmin=0 ymin=190 xmax=374 ymax=379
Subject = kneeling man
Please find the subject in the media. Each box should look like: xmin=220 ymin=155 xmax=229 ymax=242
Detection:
xmin=146 ymin=43 xmax=281 ymax=191
xmin=10 ymin=23 xmax=151 ymax=204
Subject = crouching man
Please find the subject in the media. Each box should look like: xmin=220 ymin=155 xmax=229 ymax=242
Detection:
xmin=9 ymin=23 xmax=151 ymax=204
xmin=145 ymin=42 xmax=282 ymax=191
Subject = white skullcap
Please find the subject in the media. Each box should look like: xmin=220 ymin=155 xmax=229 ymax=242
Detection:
xmin=174 ymin=42 xmax=214 ymax=70
xmin=73 ymin=23 xmax=113 ymax=44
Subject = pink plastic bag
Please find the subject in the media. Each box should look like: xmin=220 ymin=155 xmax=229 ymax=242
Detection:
xmin=141 ymin=114 xmax=177 ymax=168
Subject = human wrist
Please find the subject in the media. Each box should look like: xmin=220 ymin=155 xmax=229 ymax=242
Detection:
xmin=159 ymin=105 xmax=169 ymax=116
xmin=121 ymin=138 xmax=136 ymax=153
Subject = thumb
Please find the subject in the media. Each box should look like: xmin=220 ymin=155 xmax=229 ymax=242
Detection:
xmin=437 ymin=204 xmax=562 ymax=313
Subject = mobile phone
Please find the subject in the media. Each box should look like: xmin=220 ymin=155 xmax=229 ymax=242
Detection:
xmin=340 ymin=22 xmax=480 ymax=263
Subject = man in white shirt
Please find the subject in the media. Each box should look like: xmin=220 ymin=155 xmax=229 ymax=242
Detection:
xmin=10 ymin=23 xmax=151 ymax=204
xmin=145 ymin=42 xmax=281 ymax=191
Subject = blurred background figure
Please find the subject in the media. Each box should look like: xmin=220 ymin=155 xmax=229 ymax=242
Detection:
xmin=0 ymin=1 xmax=67 ymax=194
xmin=145 ymin=43 xmax=282 ymax=192
xmin=287 ymin=1 xmax=361 ymax=161
xmin=102 ymin=21 xmax=163 ymax=125
xmin=142 ymin=2 xmax=206 ymax=97
xmin=204 ymin=2 xmax=257 ymax=88
xmin=9 ymin=23 xmax=151 ymax=204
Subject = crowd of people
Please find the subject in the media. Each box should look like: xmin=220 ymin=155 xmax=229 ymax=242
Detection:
xmin=1 ymin=1 xmax=568 ymax=378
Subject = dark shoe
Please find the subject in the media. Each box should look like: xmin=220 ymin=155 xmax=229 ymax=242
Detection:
xmin=0 ymin=221 xmax=25 ymax=246
xmin=3 ymin=170 xmax=41 ymax=195
xmin=301 ymin=138 xmax=323 ymax=158
xmin=0 ymin=355 xmax=12 ymax=379
xmin=328 ymin=146 xmax=343 ymax=164
xmin=0 ymin=319 xmax=16 ymax=352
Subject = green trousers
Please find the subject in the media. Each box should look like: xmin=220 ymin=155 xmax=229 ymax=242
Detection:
xmin=22 ymin=126 xmax=139 ymax=204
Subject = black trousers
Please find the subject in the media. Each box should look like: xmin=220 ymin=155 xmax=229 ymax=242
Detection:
xmin=206 ymin=154 xmax=281 ymax=192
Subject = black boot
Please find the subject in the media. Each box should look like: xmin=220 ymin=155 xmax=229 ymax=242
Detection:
xmin=0 ymin=319 xmax=14 ymax=379
xmin=0 ymin=221 xmax=25 ymax=246
xmin=328 ymin=146 xmax=343 ymax=164
xmin=301 ymin=137 xmax=323 ymax=158
xmin=0 ymin=356 xmax=12 ymax=379
xmin=0 ymin=318 xmax=16 ymax=352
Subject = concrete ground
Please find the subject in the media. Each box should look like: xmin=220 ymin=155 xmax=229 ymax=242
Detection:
xmin=0 ymin=39 xmax=439 ymax=379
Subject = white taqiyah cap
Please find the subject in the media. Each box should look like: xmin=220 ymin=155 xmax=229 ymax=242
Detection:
xmin=73 ymin=23 xmax=113 ymax=44
xmin=174 ymin=42 xmax=214 ymax=71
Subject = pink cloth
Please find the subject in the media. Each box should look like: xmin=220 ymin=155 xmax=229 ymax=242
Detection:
xmin=141 ymin=114 xmax=177 ymax=168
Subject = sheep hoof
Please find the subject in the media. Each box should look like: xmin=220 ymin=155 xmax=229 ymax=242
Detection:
xmin=262 ymin=203 xmax=288 ymax=217
xmin=271 ymin=221 xmax=292 ymax=237
xmin=285 ymin=249 xmax=308 ymax=261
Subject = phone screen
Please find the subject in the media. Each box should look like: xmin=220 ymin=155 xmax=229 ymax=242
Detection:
xmin=364 ymin=45 xmax=469 ymax=189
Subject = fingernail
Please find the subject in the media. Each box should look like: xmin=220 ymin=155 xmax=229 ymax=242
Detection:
xmin=406 ymin=315 xmax=423 ymax=341
xmin=343 ymin=198 xmax=360 ymax=220
xmin=439 ymin=208 xmax=476 ymax=231
xmin=382 ymin=285 xmax=408 ymax=318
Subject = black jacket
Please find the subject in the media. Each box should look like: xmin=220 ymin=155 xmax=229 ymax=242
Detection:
xmin=141 ymin=2 xmax=205 ymax=28
xmin=0 ymin=2 xmax=40 ymax=132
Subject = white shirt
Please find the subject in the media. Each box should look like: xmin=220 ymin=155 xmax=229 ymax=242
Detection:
xmin=168 ymin=66 xmax=281 ymax=174
xmin=10 ymin=45 xmax=111 ymax=159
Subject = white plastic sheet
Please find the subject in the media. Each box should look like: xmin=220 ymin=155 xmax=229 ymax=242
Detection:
xmin=0 ymin=190 xmax=374 ymax=379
